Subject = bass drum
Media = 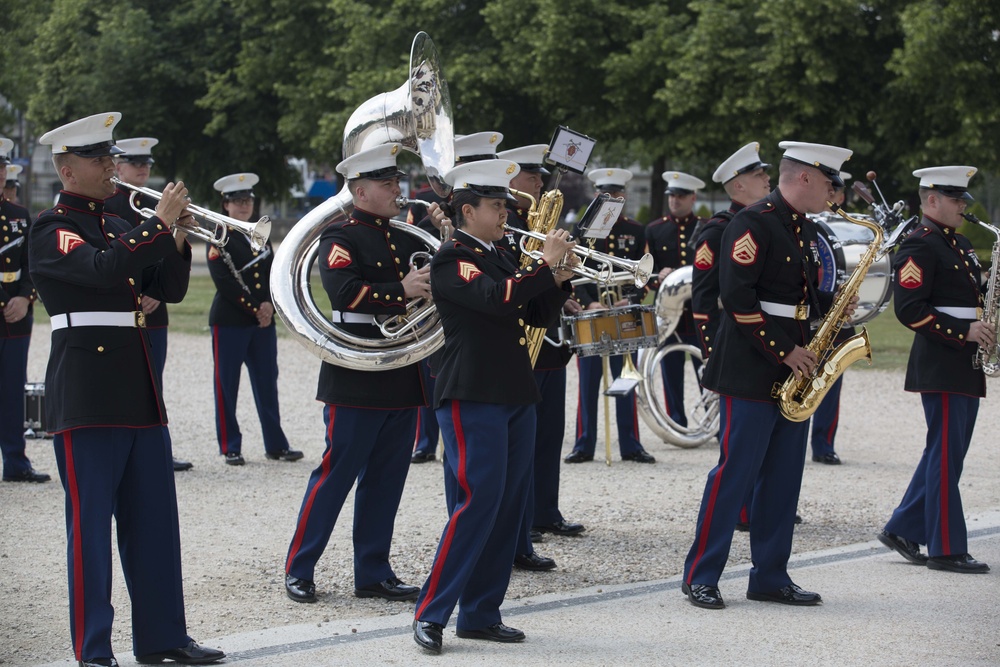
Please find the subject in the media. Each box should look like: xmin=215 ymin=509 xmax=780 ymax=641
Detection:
xmin=810 ymin=211 xmax=892 ymax=325
xmin=636 ymin=342 xmax=719 ymax=449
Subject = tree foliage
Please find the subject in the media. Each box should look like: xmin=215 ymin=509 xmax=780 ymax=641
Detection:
xmin=0 ymin=0 xmax=996 ymax=214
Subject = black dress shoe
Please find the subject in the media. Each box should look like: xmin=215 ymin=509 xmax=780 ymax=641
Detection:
xmin=877 ymin=530 xmax=928 ymax=564
xmin=622 ymin=449 xmax=656 ymax=463
xmin=927 ymin=553 xmax=990 ymax=574
xmin=355 ymin=576 xmax=420 ymax=601
xmin=514 ymin=552 xmax=556 ymax=571
xmin=747 ymin=583 xmax=822 ymax=606
xmin=456 ymin=622 xmax=525 ymax=642
xmin=265 ymin=448 xmax=304 ymax=461
xmin=79 ymin=659 xmax=118 ymax=667
xmin=413 ymin=619 xmax=444 ymax=653
xmin=535 ymin=519 xmax=586 ymax=536
xmin=735 ymin=521 xmax=750 ymax=532
xmin=812 ymin=452 xmax=841 ymax=465
xmin=285 ymin=574 xmax=317 ymax=603
xmin=564 ymin=450 xmax=593 ymax=463
xmin=3 ymin=468 xmax=51 ymax=482
xmin=795 ymin=514 xmax=803 ymax=524
xmin=681 ymin=582 xmax=725 ymax=609
xmin=136 ymin=640 xmax=225 ymax=664
xmin=172 ymin=457 xmax=193 ymax=472
xmin=224 ymin=452 xmax=245 ymax=466
xmin=529 ymin=529 xmax=544 ymax=542
xmin=410 ymin=450 xmax=436 ymax=463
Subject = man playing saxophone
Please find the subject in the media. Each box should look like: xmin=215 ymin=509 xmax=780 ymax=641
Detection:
xmin=681 ymin=141 xmax=854 ymax=610
xmin=877 ymin=165 xmax=993 ymax=574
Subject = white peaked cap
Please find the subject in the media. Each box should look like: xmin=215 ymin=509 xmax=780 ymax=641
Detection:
xmin=587 ymin=168 xmax=633 ymax=190
xmin=913 ymin=165 xmax=978 ymax=201
xmin=213 ymin=172 xmax=260 ymax=195
xmin=116 ymin=137 xmax=159 ymax=157
xmin=38 ymin=112 xmax=125 ymax=156
xmin=6 ymin=164 xmax=23 ymax=180
xmin=454 ymin=132 xmax=503 ymax=162
xmin=495 ymin=144 xmax=550 ymax=174
xmin=840 ymin=171 xmax=852 ymax=182
xmin=336 ymin=143 xmax=406 ymax=180
xmin=778 ymin=140 xmax=852 ymax=187
xmin=662 ymin=171 xmax=706 ymax=194
xmin=0 ymin=137 xmax=13 ymax=158
xmin=445 ymin=159 xmax=520 ymax=199
xmin=713 ymin=142 xmax=770 ymax=184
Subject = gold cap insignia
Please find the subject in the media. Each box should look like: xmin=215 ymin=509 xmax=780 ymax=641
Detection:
xmin=238 ymin=174 xmax=246 ymax=182
xmin=141 ymin=140 xmax=149 ymax=147
xmin=390 ymin=145 xmax=399 ymax=156
xmin=673 ymin=173 xmax=680 ymax=179
xmin=105 ymin=115 xmax=115 ymax=127
xmin=489 ymin=134 xmax=498 ymax=144
xmin=506 ymin=164 xmax=516 ymax=175
xmin=967 ymin=169 xmax=976 ymax=178
xmin=61 ymin=146 xmax=68 ymax=152
xmin=606 ymin=170 xmax=613 ymax=176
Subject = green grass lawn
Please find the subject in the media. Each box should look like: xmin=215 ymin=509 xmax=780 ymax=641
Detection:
xmin=30 ymin=276 xmax=916 ymax=370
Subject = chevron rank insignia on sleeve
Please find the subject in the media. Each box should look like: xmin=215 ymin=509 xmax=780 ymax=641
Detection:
xmin=458 ymin=260 xmax=482 ymax=283
xmin=57 ymin=229 xmax=85 ymax=255
xmin=327 ymin=244 xmax=352 ymax=269
xmin=694 ymin=242 xmax=714 ymax=269
xmin=898 ymin=257 xmax=923 ymax=289
xmin=731 ymin=230 xmax=758 ymax=265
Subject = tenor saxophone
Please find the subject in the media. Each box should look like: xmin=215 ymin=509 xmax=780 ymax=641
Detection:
xmin=773 ymin=204 xmax=884 ymax=421
xmin=510 ymin=188 xmax=565 ymax=366
xmin=962 ymin=212 xmax=1000 ymax=376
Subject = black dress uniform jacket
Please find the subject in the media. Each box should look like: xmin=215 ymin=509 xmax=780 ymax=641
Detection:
xmin=0 ymin=196 xmax=35 ymax=337
xmin=893 ymin=216 xmax=986 ymax=397
xmin=700 ymin=189 xmax=831 ymax=401
xmin=647 ymin=212 xmax=700 ymax=336
xmin=431 ymin=229 xmax=568 ymax=407
xmin=207 ymin=232 xmax=274 ymax=327
xmin=691 ymin=204 xmax=741 ymax=357
xmin=575 ymin=215 xmax=645 ymax=307
xmin=105 ymin=185 xmax=169 ymax=327
xmin=496 ymin=204 xmax=530 ymax=263
xmin=29 ymin=191 xmax=191 ymax=431
xmin=315 ymin=208 xmax=427 ymax=409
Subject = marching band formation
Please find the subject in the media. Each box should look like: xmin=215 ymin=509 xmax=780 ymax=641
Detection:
xmin=1 ymin=32 xmax=996 ymax=665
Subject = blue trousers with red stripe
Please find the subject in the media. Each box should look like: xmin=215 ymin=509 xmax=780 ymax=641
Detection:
xmin=54 ymin=426 xmax=190 ymax=662
xmin=413 ymin=359 xmax=440 ymax=457
xmin=572 ymin=354 xmax=642 ymax=457
xmin=810 ymin=376 xmax=843 ymax=458
xmin=285 ymin=404 xmax=415 ymax=587
xmin=210 ymin=325 xmax=290 ymax=456
xmin=884 ymin=392 xmax=978 ymax=558
xmin=146 ymin=327 xmax=178 ymax=458
xmin=415 ymin=400 xmax=534 ymax=630
xmin=659 ymin=332 xmax=703 ymax=428
xmin=683 ymin=396 xmax=809 ymax=593
xmin=0 ymin=334 xmax=32 ymax=477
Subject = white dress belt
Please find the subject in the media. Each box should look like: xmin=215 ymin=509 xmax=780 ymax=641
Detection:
xmin=330 ymin=310 xmax=376 ymax=324
xmin=759 ymin=301 xmax=810 ymax=320
xmin=1 ymin=269 xmax=21 ymax=283
xmin=51 ymin=311 xmax=146 ymax=330
xmin=935 ymin=306 xmax=979 ymax=320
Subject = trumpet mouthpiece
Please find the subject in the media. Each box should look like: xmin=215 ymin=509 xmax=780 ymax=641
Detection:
xmin=866 ymin=170 xmax=877 ymax=182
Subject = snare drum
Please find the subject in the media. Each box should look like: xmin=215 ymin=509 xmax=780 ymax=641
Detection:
xmin=810 ymin=212 xmax=893 ymax=325
xmin=23 ymin=382 xmax=48 ymax=437
xmin=562 ymin=304 xmax=659 ymax=357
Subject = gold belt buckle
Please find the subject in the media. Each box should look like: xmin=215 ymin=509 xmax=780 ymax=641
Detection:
xmin=795 ymin=304 xmax=809 ymax=321
xmin=1 ymin=272 xmax=15 ymax=283
xmin=134 ymin=311 xmax=146 ymax=328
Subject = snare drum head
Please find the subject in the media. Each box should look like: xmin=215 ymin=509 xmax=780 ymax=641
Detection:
xmin=811 ymin=213 xmax=891 ymax=325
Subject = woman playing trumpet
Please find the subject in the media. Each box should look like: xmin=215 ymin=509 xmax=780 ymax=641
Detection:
xmin=412 ymin=158 xmax=576 ymax=654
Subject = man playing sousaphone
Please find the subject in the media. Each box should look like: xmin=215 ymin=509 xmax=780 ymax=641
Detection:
xmin=284 ymin=142 xmax=429 ymax=605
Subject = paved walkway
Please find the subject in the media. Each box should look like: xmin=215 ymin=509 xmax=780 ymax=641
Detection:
xmin=38 ymin=511 xmax=1000 ymax=667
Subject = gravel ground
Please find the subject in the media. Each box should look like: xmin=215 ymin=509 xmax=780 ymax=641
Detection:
xmin=3 ymin=325 xmax=999 ymax=666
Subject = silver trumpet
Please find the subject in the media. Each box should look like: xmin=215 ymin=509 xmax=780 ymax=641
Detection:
xmin=111 ymin=177 xmax=271 ymax=252
xmin=377 ymin=250 xmax=436 ymax=340
xmin=505 ymin=225 xmax=654 ymax=288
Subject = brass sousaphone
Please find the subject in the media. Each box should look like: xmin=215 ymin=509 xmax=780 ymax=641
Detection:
xmin=271 ymin=32 xmax=454 ymax=370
